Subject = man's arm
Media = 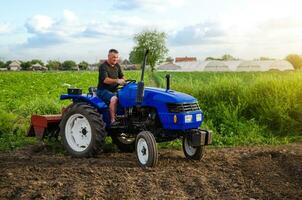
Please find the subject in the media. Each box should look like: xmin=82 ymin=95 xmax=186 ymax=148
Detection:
xmin=100 ymin=64 xmax=120 ymax=84
xmin=103 ymin=77 xmax=119 ymax=84
xmin=103 ymin=69 xmax=125 ymax=85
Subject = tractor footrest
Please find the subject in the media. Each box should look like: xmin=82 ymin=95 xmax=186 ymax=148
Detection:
xmin=27 ymin=114 xmax=62 ymax=139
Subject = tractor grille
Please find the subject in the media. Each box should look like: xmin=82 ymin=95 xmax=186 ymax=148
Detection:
xmin=167 ymin=102 xmax=200 ymax=113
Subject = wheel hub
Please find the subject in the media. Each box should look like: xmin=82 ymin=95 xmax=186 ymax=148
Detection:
xmin=137 ymin=138 xmax=149 ymax=165
xmin=81 ymin=127 xmax=87 ymax=136
xmin=141 ymin=146 xmax=146 ymax=155
xmin=65 ymin=114 xmax=92 ymax=152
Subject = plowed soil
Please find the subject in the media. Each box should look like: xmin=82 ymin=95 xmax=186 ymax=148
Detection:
xmin=0 ymin=143 xmax=301 ymax=200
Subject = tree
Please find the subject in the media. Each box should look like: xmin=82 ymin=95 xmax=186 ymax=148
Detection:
xmin=205 ymin=54 xmax=238 ymax=61
xmin=221 ymin=54 xmax=236 ymax=61
xmin=78 ymin=61 xmax=89 ymax=70
xmin=61 ymin=60 xmax=77 ymax=71
xmin=165 ymin=56 xmax=174 ymax=63
xmin=0 ymin=61 xmax=5 ymax=68
xmin=47 ymin=60 xmax=61 ymax=70
xmin=5 ymin=61 xmax=12 ymax=68
xmin=205 ymin=57 xmax=218 ymax=61
xmin=258 ymin=57 xmax=275 ymax=61
xmin=129 ymin=30 xmax=168 ymax=71
xmin=286 ymin=54 xmax=302 ymax=70
xmin=20 ymin=61 xmax=31 ymax=70
xmin=31 ymin=59 xmax=44 ymax=66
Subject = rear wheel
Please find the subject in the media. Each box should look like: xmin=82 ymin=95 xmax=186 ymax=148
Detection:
xmin=182 ymin=135 xmax=204 ymax=160
xmin=59 ymin=103 xmax=106 ymax=157
xmin=111 ymin=133 xmax=135 ymax=153
xmin=135 ymin=131 xmax=158 ymax=168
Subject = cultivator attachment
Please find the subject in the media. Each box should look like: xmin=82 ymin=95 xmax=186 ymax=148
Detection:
xmin=27 ymin=114 xmax=62 ymax=139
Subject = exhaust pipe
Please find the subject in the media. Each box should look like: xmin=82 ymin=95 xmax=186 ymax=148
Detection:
xmin=165 ymin=74 xmax=170 ymax=91
xmin=136 ymin=50 xmax=149 ymax=104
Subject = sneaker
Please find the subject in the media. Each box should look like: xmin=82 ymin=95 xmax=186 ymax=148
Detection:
xmin=110 ymin=121 xmax=120 ymax=127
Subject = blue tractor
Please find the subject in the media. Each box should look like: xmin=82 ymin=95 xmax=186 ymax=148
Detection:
xmin=58 ymin=51 xmax=211 ymax=167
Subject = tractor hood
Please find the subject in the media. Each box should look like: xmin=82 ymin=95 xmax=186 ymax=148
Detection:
xmin=118 ymin=83 xmax=197 ymax=108
xmin=144 ymin=87 xmax=196 ymax=104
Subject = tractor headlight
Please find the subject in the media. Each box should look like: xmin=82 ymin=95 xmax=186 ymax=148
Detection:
xmin=196 ymin=113 xmax=202 ymax=122
xmin=185 ymin=115 xmax=192 ymax=123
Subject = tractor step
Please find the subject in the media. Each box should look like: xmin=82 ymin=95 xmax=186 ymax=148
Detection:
xmin=27 ymin=114 xmax=62 ymax=139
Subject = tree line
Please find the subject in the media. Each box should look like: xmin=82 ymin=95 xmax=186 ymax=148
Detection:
xmin=0 ymin=60 xmax=90 ymax=71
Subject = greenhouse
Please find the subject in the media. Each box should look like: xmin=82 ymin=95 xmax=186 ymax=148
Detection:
xmin=157 ymin=60 xmax=294 ymax=72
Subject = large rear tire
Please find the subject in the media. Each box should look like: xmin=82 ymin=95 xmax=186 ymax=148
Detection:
xmin=59 ymin=103 xmax=106 ymax=157
xmin=135 ymin=131 xmax=158 ymax=168
xmin=182 ymin=135 xmax=204 ymax=160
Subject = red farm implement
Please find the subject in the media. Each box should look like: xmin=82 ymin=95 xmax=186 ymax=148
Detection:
xmin=27 ymin=114 xmax=62 ymax=139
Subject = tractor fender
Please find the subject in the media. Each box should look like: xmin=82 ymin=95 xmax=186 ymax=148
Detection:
xmin=60 ymin=94 xmax=108 ymax=110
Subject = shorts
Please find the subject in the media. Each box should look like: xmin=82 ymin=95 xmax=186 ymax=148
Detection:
xmin=96 ymin=89 xmax=117 ymax=104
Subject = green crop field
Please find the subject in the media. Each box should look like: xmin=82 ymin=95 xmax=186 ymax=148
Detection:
xmin=0 ymin=71 xmax=301 ymax=151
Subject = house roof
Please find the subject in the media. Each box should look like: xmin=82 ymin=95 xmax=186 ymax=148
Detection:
xmin=9 ymin=61 xmax=21 ymax=68
xmin=32 ymin=63 xmax=42 ymax=67
xmin=175 ymin=57 xmax=197 ymax=63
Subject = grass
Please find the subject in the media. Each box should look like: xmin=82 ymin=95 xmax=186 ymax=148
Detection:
xmin=0 ymin=70 xmax=301 ymax=151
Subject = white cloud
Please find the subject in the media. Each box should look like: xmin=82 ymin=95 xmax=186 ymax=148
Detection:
xmin=63 ymin=9 xmax=78 ymax=22
xmin=26 ymin=15 xmax=54 ymax=34
xmin=0 ymin=23 xmax=13 ymax=34
xmin=169 ymin=22 xmax=226 ymax=46
xmin=24 ymin=10 xmax=84 ymax=48
xmin=24 ymin=10 xmax=155 ymax=48
xmin=81 ymin=16 xmax=148 ymax=38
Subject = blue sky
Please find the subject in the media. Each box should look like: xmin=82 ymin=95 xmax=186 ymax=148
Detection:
xmin=1 ymin=0 xmax=302 ymax=62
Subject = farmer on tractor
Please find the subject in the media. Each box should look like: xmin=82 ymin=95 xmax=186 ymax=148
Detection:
xmin=28 ymin=49 xmax=212 ymax=168
xmin=97 ymin=49 xmax=125 ymax=126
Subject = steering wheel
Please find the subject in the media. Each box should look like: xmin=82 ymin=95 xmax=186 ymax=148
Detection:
xmin=125 ymin=79 xmax=136 ymax=84
xmin=116 ymin=79 xmax=136 ymax=90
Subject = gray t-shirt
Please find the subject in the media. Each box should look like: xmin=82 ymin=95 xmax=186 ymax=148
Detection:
xmin=97 ymin=61 xmax=124 ymax=92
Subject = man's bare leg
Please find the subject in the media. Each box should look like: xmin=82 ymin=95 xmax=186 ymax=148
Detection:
xmin=109 ymin=96 xmax=118 ymax=123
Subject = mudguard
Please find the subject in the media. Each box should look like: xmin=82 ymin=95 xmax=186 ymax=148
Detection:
xmin=60 ymin=94 xmax=108 ymax=110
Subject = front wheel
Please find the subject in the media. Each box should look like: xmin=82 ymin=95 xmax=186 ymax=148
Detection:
xmin=135 ymin=131 xmax=158 ymax=168
xmin=182 ymin=135 xmax=204 ymax=160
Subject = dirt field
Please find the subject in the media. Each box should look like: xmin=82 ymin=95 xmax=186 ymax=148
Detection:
xmin=0 ymin=143 xmax=301 ymax=200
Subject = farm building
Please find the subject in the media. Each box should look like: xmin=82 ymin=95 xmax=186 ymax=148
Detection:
xmin=224 ymin=61 xmax=241 ymax=71
xmin=268 ymin=60 xmax=294 ymax=71
xmin=157 ymin=63 xmax=181 ymax=70
xmin=88 ymin=64 xmax=99 ymax=71
xmin=123 ymin=64 xmax=138 ymax=70
xmin=204 ymin=61 xmax=230 ymax=71
xmin=157 ymin=60 xmax=294 ymax=72
xmin=175 ymin=57 xmax=197 ymax=63
xmin=8 ymin=61 xmax=21 ymax=71
xmin=72 ymin=65 xmax=80 ymax=71
xmin=237 ymin=61 xmax=262 ymax=71
xmin=176 ymin=61 xmax=209 ymax=71
xmin=30 ymin=63 xmax=48 ymax=71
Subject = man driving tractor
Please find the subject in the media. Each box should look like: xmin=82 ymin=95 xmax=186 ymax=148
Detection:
xmin=97 ymin=49 xmax=125 ymax=126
